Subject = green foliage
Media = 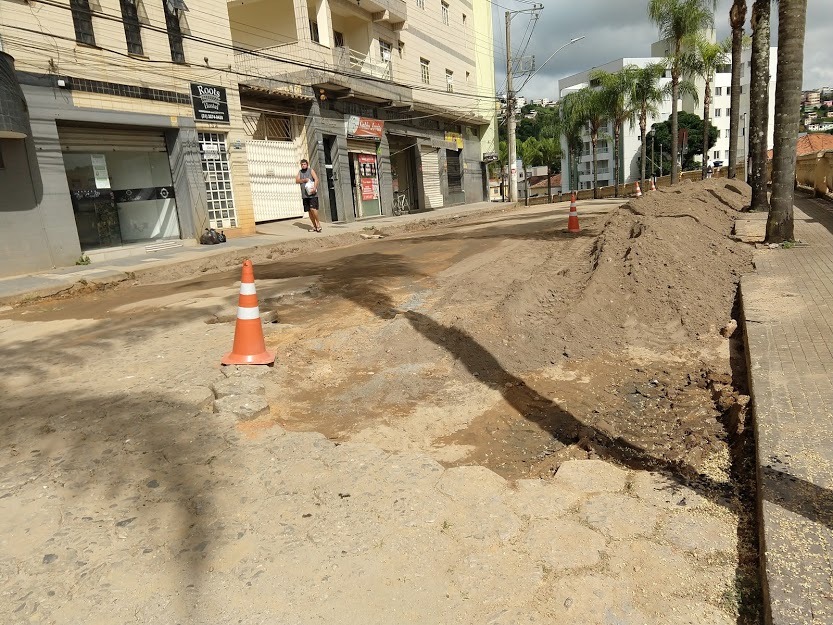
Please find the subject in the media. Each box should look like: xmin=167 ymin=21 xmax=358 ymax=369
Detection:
xmin=75 ymin=254 xmax=91 ymax=266
xmin=651 ymin=111 xmax=718 ymax=169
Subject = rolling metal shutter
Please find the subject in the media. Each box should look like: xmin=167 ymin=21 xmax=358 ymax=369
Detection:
xmin=57 ymin=126 xmax=167 ymax=152
xmin=420 ymin=146 xmax=443 ymax=209
xmin=247 ymin=140 xmax=304 ymax=222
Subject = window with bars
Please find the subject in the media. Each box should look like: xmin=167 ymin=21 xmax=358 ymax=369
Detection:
xmin=199 ymin=133 xmax=238 ymax=229
xmin=309 ymin=20 xmax=320 ymax=43
xmin=420 ymin=58 xmax=430 ymax=84
xmin=164 ymin=1 xmax=185 ymax=64
xmin=379 ymin=39 xmax=392 ymax=78
xmin=243 ymin=113 xmax=292 ymax=141
xmin=445 ymin=69 xmax=453 ymax=93
xmin=71 ymin=0 xmax=96 ymax=46
xmin=441 ymin=1 xmax=449 ymax=25
xmin=334 ymin=31 xmax=345 ymax=48
xmin=120 ymin=0 xmax=143 ymax=56
xmin=416 ymin=0 xmax=424 ymax=8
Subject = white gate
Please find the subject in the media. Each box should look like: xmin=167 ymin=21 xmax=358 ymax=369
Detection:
xmin=246 ymin=140 xmax=303 ymax=222
xmin=420 ymin=146 xmax=444 ymax=209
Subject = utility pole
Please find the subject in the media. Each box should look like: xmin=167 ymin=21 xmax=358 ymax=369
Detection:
xmin=505 ymin=11 xmax=518 ymax=203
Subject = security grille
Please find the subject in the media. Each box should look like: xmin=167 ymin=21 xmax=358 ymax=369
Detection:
xmin=243 ymin=113 xmax=292 ymax=141
xmin=198 ymin=133 xmax=238 ymax=229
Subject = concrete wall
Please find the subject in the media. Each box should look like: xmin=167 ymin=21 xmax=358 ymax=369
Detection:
xmin=795 ymin=150 xmax=833 ymax=197
xmin=228 ymin=0 xmax=298 ymax=50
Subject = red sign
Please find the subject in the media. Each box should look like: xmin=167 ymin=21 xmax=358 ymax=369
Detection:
xmin=361 ymin=178 xmax=376 ymax=200
xmin=347 ymin=115 xmax=384 ymax=139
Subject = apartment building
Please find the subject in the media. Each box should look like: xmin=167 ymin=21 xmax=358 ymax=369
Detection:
xmin=229 ymin=0 xmax=497 ymax=223
xmin=558 ymin=54 xmax=675 ymax=191
xmin=0 ymin=0 xmax=497 ymax=275
xmin=0 ymin=0 xmax=256 ymax=277
xmin=709 ymin=47 xmax=777 ymax=170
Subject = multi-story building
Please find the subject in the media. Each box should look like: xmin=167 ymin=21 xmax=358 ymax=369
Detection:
xmin=804 ymin=90 xmax=821 ymax=107
xmin=709 ymin=47 xmax=777 ymax=170
xmin=0 ymin=0 xmax=496 ymax=276
xmin=558 ymin=40 xmax=776 ymax=191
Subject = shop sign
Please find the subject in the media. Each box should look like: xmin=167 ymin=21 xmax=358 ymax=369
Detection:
xmin=357 ymin=153 xmax=379 ymax=200
xmin=347 ymin=115 xmax=384 ymax=139
xmin=361 ymin=178 xmax=376 ymax=201
xmin=191 ymin=83 xmax=230 ymax=124
xmin=444 ymin=132 xmax=464 ymax=149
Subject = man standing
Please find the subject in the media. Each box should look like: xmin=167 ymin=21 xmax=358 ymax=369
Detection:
xmin=295 ymin=159 xmax=321 ymax=232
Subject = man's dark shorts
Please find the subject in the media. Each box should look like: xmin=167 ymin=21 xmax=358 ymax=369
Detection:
xmin=303 ymin=196 xmax=319 ymax=212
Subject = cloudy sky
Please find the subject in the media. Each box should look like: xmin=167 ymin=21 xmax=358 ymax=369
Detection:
xmin=493 ymin=0 xmax=830 ymax=100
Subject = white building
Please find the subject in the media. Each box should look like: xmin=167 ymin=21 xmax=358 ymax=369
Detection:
xmin=558 ymin=41 xmax=777 ymax=191
xmin=709 ymin=47 xmax=777 ymax=168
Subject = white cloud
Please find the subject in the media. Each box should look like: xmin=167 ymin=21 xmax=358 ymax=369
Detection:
xmin=494 ymin=0 xmax=830 ymax=99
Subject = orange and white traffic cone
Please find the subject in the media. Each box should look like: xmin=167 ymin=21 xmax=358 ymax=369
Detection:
xmin=650 ymin=178 xmax=657 ymax=191
xmin=635 ymin=181 xmax=643 ymax=198
xmin=222 ymin=260 xmax=275 ymax=366
xmin=567 ymin=192 xmax=580 ymax=233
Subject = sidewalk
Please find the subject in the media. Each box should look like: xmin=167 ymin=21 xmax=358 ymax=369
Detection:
xmin=739 ymin=195 xmax=833 ymax=624
xmin=0 ymin=201 xmax=512 ymax=305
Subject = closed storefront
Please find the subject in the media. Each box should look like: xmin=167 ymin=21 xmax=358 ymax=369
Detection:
xmin=420 ymin=146 xmax=443 ymax=209
xmin=59 ymin=125 xmax=181 ymax=250
xmin=346 ymin=116 xmax=384 ymax=218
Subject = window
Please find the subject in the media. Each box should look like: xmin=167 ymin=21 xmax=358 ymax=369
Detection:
xmin=465 ymin=70 xmax=470 ymax=82
xmin=120 ymin=0 xmax=143 ymax=55
xmin=70 ymin=0 xmax=96 ymax=46
xmin=462 ymin=13 xmax=467 ymax=25
xmin=715 ymin=87 xmax=722 ymax=96
xmin=199 ymin=133 xmax=238 ymax=229
xmin=334 ymin=31 xmax=345 ymax=48
xmin=714 ymin=150 xmax=720 ymax=159
xmin=379 ymin=39 xmax=392 ymax=78
xmin=727 ymin=107 xmax=731 ymax=117
xmin=716 ymin=129 xmax=721 ymax=138
xmin=714 ymin=108 xmax=721 ymax=117
xmin=164 ymin=0 xmax=186 ymax=64
xmin=420 ymin=58 xmax=430 ymax=84
xmin=309 ymin=20 xmax=319 ymax=43
xmin=446 ymin=69 xmax=453 ymax=93
xmin=441 ymin=1 xmax=449 ymax=25
xmin=726 ymin=86 xmax=731 ymax=96
xmin=725 ymin=150 xmax=729 ymax=160
xmin=416 ymin=0 xmax=424 ymax=7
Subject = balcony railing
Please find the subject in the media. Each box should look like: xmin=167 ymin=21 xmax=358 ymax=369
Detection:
xmin=333 ymin=46 xmax=391 ymax=80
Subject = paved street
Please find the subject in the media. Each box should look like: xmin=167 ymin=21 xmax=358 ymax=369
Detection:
xmin=740 ymin=195 xmax=833 ymax=624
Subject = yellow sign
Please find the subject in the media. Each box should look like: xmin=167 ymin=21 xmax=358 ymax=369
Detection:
xmin=444 ymin=132 xmax=464 ymax=149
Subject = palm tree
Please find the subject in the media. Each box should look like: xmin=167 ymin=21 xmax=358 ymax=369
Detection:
xmin=560 ymin=91 xmax=587 ymax=193
xmin=687 ymin=36 xmax=729 ymax=179
xmin=728 ymin=0 xmax=747 ymax=179
xmin=571 ymin=87 xmax=608 ymax=198
xmin=766 ymin=0 xmax=808 ymax=242
xmin=628 ymin=63 xmax=667 ymax=189
xmin=648 ymin=0 xmax=716 ymax=184
xmin=748 ymin=0 xmax=771 ymax=211
xmin=592 ymin=68 xmax=637 ymax=196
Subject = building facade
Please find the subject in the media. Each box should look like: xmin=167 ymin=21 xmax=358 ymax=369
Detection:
xmin=0 ymin=0 xmax=497 ymax=276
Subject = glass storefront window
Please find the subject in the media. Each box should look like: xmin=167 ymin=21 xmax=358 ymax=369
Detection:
xmin=63 ymin=151 xmax=180 ymax=250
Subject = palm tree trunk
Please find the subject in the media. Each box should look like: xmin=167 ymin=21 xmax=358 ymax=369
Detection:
xmin=640 ymin=115 xmax=647 ymax=189
xmin=702 ymin=83 xmax=712 ymax=180
xmin=729 ymin=0 xmax=747 ymax=180
xmin=613 ymin=126 xmax=621 ymax=196
xmin=749 ymin=0 xmax=771 ymax=211
xmin=671 ymin=72 xmax=680 ymax=185
xmin=591 ymin=135 xmax=598 ymax=199
xmin=766 ymin=0 xmax=807 ymax=243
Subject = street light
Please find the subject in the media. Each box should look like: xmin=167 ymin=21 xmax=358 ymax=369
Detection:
xmin=506 ymin=34 xmax=586 ymax=203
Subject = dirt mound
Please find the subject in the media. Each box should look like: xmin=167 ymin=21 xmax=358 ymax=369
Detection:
xmin=438 ymin=179 xmax=754 ymax=371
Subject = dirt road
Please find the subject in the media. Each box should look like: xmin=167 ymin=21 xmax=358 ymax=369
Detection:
xmin=0 ymin=186 xmax=762 ymax=623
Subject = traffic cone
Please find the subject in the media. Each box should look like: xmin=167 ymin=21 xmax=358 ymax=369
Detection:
xmin=650 ymin=178 xmax=657 ymax=191
xmin=635 ymin=181 xmax=643 ymax=198
xmin=567 ymin=192 xmax=580 ymax=233
xmin=222 ymin=260 xmax=275 ymax=366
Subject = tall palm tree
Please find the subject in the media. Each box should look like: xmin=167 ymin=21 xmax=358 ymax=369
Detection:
xmin=748 ymin=0 xmax=771 ymax=211
xmin=628 ymin=62 xmax=667 ymax=189
xmin=648 ymin=0 xmax=716 ymax=184
xmin=592 ymin=68 xmax=637 ymax=196
xmin=687 ymin=36 xmax=729 ymax=179
xmin=572 ymin=87 xmax=608 ymax=198
xmin=728 ymin=0 xmax=747 ymax=179
xmin=766 ymin=0 xmax=808 ymax=242
xmin=560 ymin=91 xmax=587 ymax=192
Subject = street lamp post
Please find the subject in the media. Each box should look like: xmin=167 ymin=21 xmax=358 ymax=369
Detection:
xmin=505 ymin=33 xmax=585 ymax=203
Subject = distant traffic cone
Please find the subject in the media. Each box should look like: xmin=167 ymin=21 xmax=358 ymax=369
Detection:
xmin=650 ymin=178 xmax=657 ymax=191
xmin=635 ymin=181 xmax=643 ymax=198
xmin=567 ymin=192 xmax=581 ymax=233
xmin=222 ymin=260 xmax=275 ymax=366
